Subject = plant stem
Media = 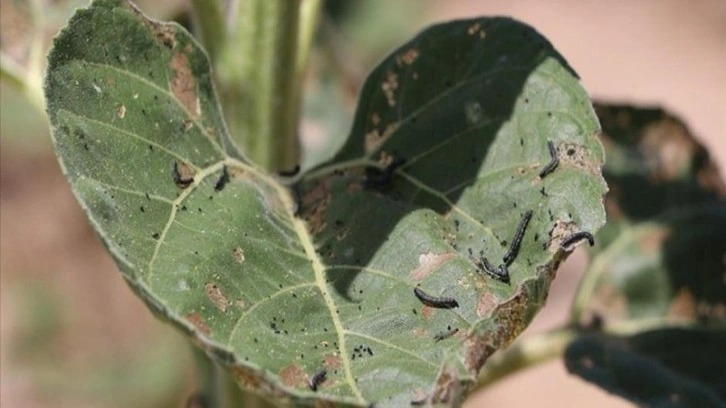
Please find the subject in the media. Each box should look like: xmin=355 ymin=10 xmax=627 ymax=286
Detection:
xmin=191 ymin=345 xmax=278 ymax=408
xmin=215 ymin=0 xmax=304 ymax=171
xmin=189 ymin=0 xmax=226 ymax=64
xmin=474 ymin=326 xmax=577 ymax=391
xmin=0 ymin=52 xmax=45 ymax=113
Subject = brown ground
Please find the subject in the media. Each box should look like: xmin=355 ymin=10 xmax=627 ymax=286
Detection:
xmin=1 ymin=1 xmax=724 ymax=407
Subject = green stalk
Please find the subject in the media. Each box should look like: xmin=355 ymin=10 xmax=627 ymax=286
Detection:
xmin=214 ymin=0 xmax=302 ymax=170
xmin=191 ymin=345 xmax=279 ymax=408
xmin=189 ymin=0 xmax=226 ymax=64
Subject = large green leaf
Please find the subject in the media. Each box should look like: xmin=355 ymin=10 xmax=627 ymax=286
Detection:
xmin=571 ymin=104 xmax=726 ymax=326
xmin=45 ymin=1 xmax=606 ymax=406
xmin=565 ymin=328 xmax=726 ymax=407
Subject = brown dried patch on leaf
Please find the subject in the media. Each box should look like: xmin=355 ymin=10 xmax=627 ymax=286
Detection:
xmin=579 ymin=356 xmax=594 ymax=369
xmin=123 ymin=0 xmax=177 ymax=49
xmin=115 ymin=103 xmax=126 ymax=118
xmin=396 ymin=48 xmax=420 ymax=66
xmin=412 ymin=328 xmax=427 ymax=338
xmin=230 ymin=366 xmax=270 ymax=395
xmin=173 ymin=160 xmax=195 ymax=187
xmin=467 ymin=21 xmax=486 ymax=38
xmin=518 ymin=162 xmax=539 ymax=176
xmin=301 ymin=179 xmax=332 ymax=234
xmin=431 ymin=366 xmax=462 ymax=406
xmin=235 ymin=299 xmax=245 ymax=309
xmin=546 ymin=219 xmax=578 ymax=252
xmin=491 ymin=286 xmax=531 ymax=348
xmin=696 ymin=301 xmax=726 ymax=321
xmin=410 ymin=252 xmax=456 ymax=281
xmin=421 ymin=306 xmax=434 ymax=320
xmin=364 ymin=122 xmax=399 ymax=152
xmin=323 ymin=353 xmax=342 ymax=370
xmin=279 ymin=364 xmax=307 ymax=388
xmin=371 ymin=112 xmax=381 ymax=126
xmin=170 ymin=46 xmax=201 ymax=119
xmin=382 ymin=70 xmax=399 ymax=107
xmin=558 ymin=141 xmax=600 ymax=176
xmin=464 ymin=334 xmax=496 ymax=375
xmin=181 ymin=119 xmax=193 ymax=132
xmin=640 ymin=117 xmax=698 ymax=182
xmin=588 ymin=284 xmax=627 ymax=320
xmin=668 ymin=287 xmax=696 ymax=320
xmin=476 ymin=291 xmax=499 ymax=318
xmin=637 ymin=226 xmax=670 ymax=254
xmin=186 ymin=313 xmax=211 ymax=336
xmin=697 ymin=160 xmax=726 ymax=196
xmin=204 ymin=282 xmax=230 ymax=312
xmin=233 ymin=247 xmax=245 ymax=263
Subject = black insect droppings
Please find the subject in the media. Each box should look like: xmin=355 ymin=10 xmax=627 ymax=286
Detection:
xmin=503 ymin=210 xmax=533 ymax=266
xmin=145 ymin=192 xmax=150 ymax=200
xmin=308 ymin=368 xmax=327 ymax=391
xmin=140 ymin=206 xmax=145 ymax=213
xmin=152 ymin=232 xmax=160 ymax=239
xmin=413 ymin=287 xmax=459 ymax=309
xmin=539 ymin=140 xmax=559 ymax=179
xmin=214 ymin=165 xmax=229 ymax=192
xmin=561 ymin=231 xmax=595 ymax=249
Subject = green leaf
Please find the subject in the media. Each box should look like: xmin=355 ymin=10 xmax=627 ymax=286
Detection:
xmin=571 ymin=104 xmax=726 ymax=327
xmin=46 ymin=1 xmax=606 ymax=406
xmin=565 ymin=328 xmax=726 ymax=407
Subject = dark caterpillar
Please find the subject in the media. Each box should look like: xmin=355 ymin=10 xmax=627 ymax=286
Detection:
xmin=538 ymin=140 xmax=559 ymax=178
xmin=413 ymin=287 xmax=459 ymax=309
xmin=477 ymin=255 xmax=510 ymax=285
xmin=561 ymin=231 xmax=595 ymax=249
xmin=503 ymin=210 xmax=533 ymax=266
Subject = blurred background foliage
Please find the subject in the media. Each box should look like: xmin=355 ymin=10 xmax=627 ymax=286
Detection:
xmin=1 ymin=1 xmax=724 ymax=407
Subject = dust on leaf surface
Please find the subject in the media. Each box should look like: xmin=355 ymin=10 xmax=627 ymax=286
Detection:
xmin=45 ymin=1 xmax=606 ymax=406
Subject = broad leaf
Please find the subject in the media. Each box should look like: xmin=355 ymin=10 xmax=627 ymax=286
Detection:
xmin=571 ymin=104 xmax=726 ymax=326
xmin=46 ymin=1 xmax=606 ymax=406
xmin=565 ymin=328 xmax=726 ymax=407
